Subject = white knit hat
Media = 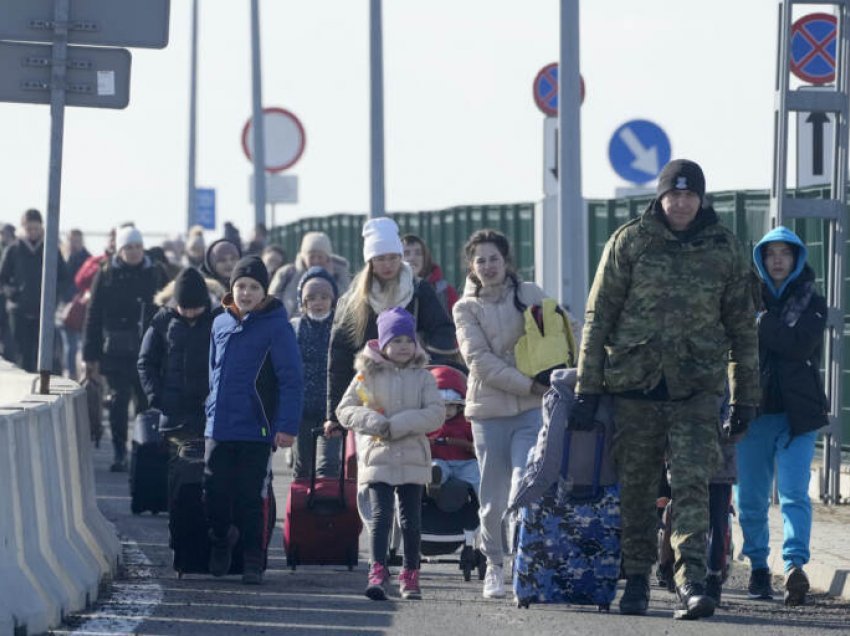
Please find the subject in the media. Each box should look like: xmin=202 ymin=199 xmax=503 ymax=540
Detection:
xmin=362 ymin=217 xmax=403 ymax=262
xmin=116 ymin=226 xmax=143 ymax=251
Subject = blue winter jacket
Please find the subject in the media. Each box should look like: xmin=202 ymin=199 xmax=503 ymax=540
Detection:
xmin=205 ymin=296 xmax=304 ymax=441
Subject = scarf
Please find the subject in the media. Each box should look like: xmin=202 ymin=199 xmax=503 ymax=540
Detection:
xmin=780 ymin=279 xmax=815 ymax=327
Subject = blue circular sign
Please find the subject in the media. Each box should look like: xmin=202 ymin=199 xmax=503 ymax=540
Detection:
xmin=790 ymin=13 xmax=837 ymax=84
xmin=608 ymin=120 xmax=671 ymax=185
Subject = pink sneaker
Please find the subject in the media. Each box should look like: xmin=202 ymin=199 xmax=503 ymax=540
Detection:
xmin=399 ymin=568 xmax=422 ymax=600
xmin=365 ymin=563 xmax=389 ymax=601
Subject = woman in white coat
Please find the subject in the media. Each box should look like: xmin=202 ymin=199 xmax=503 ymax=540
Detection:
xmin=453 ymin=229 xmax=551 ymax=599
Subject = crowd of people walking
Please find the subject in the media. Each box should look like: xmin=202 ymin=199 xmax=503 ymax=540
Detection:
xmin=0 ymin=158 xmax=829 ymax=617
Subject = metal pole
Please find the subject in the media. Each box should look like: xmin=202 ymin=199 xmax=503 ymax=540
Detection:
xmin=558 ymin=0 xmax=585 ymax=315
xmin=826 ymin=0 xmax=849 ymax=504
xmin=369 ymin=0 xmax=386 ymax=219
xmin=770 ymin=1 xmax=793 ymax=228
xmin=37 ymin=0 xmax=70 ymax=393
xmin=250 ymin=0 xmax=267 ymax=228
xmin=187 ymin=0 xmax=199 ymax=231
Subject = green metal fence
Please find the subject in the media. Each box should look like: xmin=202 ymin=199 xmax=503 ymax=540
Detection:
xmin=270 ymin=203 xmax=535 ymax=292
xmin=270 ymin=187 xmax=848 ymax=447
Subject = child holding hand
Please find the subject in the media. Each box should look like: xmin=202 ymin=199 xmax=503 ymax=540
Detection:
xmin=336 ymin=307 xmax=443 ymax=601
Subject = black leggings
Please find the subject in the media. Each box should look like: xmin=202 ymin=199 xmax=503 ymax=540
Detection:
xmin=368 ymin=482 xmax=423 ymax=570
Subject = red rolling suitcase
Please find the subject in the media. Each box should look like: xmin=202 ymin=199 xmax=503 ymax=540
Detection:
xmin=283 ymin=427 xmax=361 ymax=570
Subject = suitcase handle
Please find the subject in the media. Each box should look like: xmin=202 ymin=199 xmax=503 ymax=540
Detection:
xmin=307 ymin=426 xmax=347 ymax=509
xmin=560 ymin=428 xmax=605 ymax=502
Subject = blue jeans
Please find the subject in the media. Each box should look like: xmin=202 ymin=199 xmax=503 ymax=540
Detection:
xmin=734 ymin=413 xmax=817 ymax=573
xmin=60 ymin=327 xmax=80 ymax=380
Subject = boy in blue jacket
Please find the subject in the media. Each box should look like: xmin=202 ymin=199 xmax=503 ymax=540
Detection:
xmin=204 ymin=256 xmax=304 ymax=584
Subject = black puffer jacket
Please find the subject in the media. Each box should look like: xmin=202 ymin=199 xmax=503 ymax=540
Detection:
xmin=757 ymin=264 xmax=829 ymax=437
xmin=0 ymin=239 xmax=68 ymax=317
xmin=83 ymin=256 xmax=168 ymax=374
xmin=326 ymin=277 xmax=457 ymax=422
xmin=137 ymin=305 xmax=215 ymax=425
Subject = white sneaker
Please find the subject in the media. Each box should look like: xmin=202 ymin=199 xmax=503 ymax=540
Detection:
xmin=483 ymin=564 xmax=506 ymax=599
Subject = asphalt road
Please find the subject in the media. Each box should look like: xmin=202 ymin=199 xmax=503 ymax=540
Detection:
xmin=52 ymin=440 xmax=850 ymax=636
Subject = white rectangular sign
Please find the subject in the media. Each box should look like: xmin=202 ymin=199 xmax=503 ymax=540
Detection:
xmin=797 ymin=109 xmax=834 ymax=188
xmin=249 ymin=174 xmax=298 ymax=205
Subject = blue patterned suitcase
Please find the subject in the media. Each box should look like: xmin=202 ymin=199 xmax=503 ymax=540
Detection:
xmin=513 ymin=429 xmax=621 ymax=611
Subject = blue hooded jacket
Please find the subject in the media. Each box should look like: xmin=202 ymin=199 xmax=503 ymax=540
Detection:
xmin=752 ymin=226 xmax=808 ymax=297
xmin=205 ymin=296 xmax=304 ymax=442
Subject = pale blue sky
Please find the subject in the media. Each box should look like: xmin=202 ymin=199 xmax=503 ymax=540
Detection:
xmin=0 ymin=1 xmax=820 ymax=241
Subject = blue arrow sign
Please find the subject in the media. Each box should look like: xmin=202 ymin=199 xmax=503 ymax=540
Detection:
xmin=608 ymin=120 xmax=671 ymax=185
xmin=193 ymin=188 xmax=216 ymax=230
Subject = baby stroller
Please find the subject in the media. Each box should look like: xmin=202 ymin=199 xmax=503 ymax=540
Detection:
xmin=388 ymin=364 xmax=485 ymax=581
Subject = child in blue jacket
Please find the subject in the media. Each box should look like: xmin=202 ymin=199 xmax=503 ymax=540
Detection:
xmin=204 ymin=256 xmax=304 ymax=585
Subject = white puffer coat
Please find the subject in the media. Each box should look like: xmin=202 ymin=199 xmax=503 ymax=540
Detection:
xmin=336 ymin=341 xmax=443 ymax=486
xmin=453 ymin=277 xmax=547 ymax=420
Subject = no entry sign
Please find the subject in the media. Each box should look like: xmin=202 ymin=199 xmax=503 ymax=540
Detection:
xmin=242 ymin=107 xmax=306 ymax=173
xmin=532 ymin=62 xmax=584 ymax=116
xmin=790 ymin=13 xmax=837 ymax=84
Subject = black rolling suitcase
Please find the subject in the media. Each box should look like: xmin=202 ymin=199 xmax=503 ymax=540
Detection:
xmin=170 ymin=439 xmax=277 ymax=578
xmin=129 ymin=409 xmax=169 ymax=515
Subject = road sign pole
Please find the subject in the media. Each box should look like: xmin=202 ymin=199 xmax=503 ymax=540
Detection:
xmin=558 ymin=0 xmax=586 ymax=317
xmin=38 ymin=0 xmax=70 ymax=393
xmin=186 ymin=0 xmax=198 ymax=230
xmin=370 ymin=0 xmax=386 ymax=219
xmin=250 ymin=0 xmax=267 ymax=228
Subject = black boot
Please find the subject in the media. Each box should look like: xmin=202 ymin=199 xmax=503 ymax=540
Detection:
xmin=208 ymin=525 xmax=239 ymax=577
xmin=784 ymin=566 xmax=809 ymax=606
xmin=619 ymin=574 xmax=650 ymax=615
xmin=674 ymin=581 xmax=716 ymax=620
xmin=242 ymin=549 xmax=264 ymax=585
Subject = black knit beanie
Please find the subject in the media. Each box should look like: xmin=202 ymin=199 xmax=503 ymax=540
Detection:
xmin=174 ymin=267 xmax=209 ymax=308
xmin=229 ymin=255 xmax=269 ymax=292
xmin=656 ymin=159 xmax=706 ymax=201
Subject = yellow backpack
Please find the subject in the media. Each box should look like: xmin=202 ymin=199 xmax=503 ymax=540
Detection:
xmin=514 ymin=298 xmax=578 ymax=384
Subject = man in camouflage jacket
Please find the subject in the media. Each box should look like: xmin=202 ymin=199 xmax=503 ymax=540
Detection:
xmin=572 ymin=159 xmax=759 ymax=620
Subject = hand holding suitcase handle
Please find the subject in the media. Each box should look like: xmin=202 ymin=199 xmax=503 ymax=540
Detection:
xmin=307 ymin=426 xmax=348 ymax=509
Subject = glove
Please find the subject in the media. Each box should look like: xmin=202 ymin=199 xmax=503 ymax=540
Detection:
xmin=568 ymin=393 xmax=601 ymax=431
xmin=724 ymin=404 xmax=758 ymax=439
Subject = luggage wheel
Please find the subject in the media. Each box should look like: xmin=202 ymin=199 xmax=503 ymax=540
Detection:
xmin=176 ymin=571 xmax=184 ymax=580
xmin=287 ymin=549 xmax=297 ymax=571
xmin=517 ymin=599 xmax=530 ymax=609
xmin=346 ymin=547 xmax=357 ymax=571
xmin=597 ymin=603 xmax=610 ymax=612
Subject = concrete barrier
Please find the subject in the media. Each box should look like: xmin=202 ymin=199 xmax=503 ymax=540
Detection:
xmin=0 ymin=368 xmax=121 ymax=635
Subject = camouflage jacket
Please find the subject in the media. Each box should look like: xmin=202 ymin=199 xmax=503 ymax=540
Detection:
xmin=576 ymin=203 xmax=760 ymax=405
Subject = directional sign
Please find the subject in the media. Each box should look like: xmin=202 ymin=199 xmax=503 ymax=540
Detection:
xmin=242 ymin=107 xmax=306 ymax=173
xmin=193 ymin=188 xmax=216 ymax=230
xmin=790 ymin=13 xmax=836 ymax=84
xmin=0 ymin=0 xmax=170 ymax=49
xmin=608 ymin=120 xmax=671 ymax=185
xmin=532 ymin=62 xmax=584 ymax=116
xmin=797 ymin=111 xmax=834 ymax=187
xmin=0 ymin=41 xmax=130 ymax=108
